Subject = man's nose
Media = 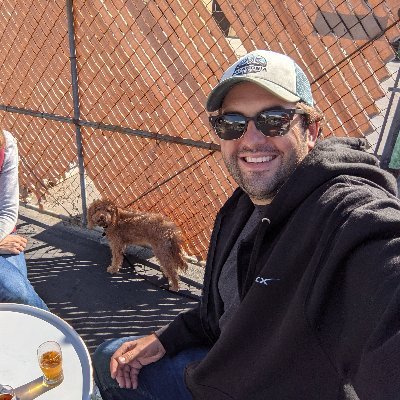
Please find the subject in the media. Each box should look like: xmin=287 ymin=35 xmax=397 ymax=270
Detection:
xmin=241 ymin=120 xmax=266 ymax=143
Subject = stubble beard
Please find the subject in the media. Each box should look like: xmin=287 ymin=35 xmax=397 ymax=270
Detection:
xmin=223 ymin=142 xmax=309 ymax=203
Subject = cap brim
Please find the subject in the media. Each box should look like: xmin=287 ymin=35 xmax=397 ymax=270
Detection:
xmin=206 ymin=76 xmax=301 ymax=112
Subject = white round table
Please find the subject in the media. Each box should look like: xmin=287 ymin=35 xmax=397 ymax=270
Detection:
xmin=0 ymin=303 xmax=93 ymax=400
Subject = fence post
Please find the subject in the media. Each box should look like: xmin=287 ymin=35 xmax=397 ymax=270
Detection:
xmin=66 ymin=0 xmax=88 ymax=226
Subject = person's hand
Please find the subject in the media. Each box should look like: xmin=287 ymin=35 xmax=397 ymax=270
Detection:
xmin=110 ymin=333 xmax=166 ymax=389
xmin=0 ymin=234 xmax=27 ymax=254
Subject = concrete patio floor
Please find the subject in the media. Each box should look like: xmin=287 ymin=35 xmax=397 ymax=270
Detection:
xmin=18 ymin=205 xmax=203 ymax=356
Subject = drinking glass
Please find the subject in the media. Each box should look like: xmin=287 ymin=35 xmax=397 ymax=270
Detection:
xmin=0 ymin=384 xmax=16 ymax=400
xmin=37 ymin=341 xmax=64 ymax=386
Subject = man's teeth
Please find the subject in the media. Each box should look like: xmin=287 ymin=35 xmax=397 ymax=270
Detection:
xmin=245 ymin=156 xmax=274 ymax=163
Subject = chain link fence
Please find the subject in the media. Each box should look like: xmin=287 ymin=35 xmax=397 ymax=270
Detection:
xmin=0 ymin=0 xmax=399 ymax=260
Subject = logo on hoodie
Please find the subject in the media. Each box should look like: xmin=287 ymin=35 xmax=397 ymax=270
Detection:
xmin=233 ymin=54 xmax=267 ymax=76
xmin=255 ymin=276 xmax=280 ymax=286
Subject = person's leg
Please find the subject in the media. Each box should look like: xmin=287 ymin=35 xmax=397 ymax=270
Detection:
xmin=0 ymin=253 xmax=48 ymax=310
xmin=2 ymin=251 xmax=28 ymax=277
xmin=93 ymin=336 xmax=209 ymax=400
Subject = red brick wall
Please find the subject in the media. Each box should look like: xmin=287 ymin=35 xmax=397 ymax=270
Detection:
xmin=0 ymin=0 xmax=398 ymax=259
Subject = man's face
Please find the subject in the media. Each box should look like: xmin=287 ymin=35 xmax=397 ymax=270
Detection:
xmin=218 ymin=82 xmax=316 ymax=204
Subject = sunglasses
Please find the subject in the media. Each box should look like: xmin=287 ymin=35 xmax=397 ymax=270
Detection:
xmin=209 ymin=108 xmax=306 ymax=140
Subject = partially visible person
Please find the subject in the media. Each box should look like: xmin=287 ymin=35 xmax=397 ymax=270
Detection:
xmin=0 ymin=129 xmax=48 ymax=310
xmin=93 ymin=50 xmax=400 ymax=399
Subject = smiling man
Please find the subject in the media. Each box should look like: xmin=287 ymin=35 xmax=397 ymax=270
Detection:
xmin=93 ymin=50 xmax=400 ymax=400
xmin=217 ymin=82 xmax=315 ymax=204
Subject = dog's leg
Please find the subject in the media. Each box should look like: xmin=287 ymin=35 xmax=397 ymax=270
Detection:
xmin=152 ymin=237 xmax=187 ymax=291
xmin=158 ymin=265 xmax=179 ymax=291
xmin=153 ymin=247 xmax=181 ymax=291
xmin=167 ymin=270 xmax=180 ymax=292
xmin=107 ymin=241 xmax=124 ymax=274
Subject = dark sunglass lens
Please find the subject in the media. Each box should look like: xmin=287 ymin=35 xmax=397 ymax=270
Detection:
xmin=214 ymin=114 xmax=246 ymax=140
xmin=256 ymin=110 xmax=292 ymax=137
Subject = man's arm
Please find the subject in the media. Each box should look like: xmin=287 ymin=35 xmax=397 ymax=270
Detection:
xmin=309 ymin=196 xmax=400 ymax=399
xmin=109 ymin=306 xmax=213 ymax=389
xmin=155 ymin=305 xmax=213 ymax=355
xmin=346 ymin=235 xmax=400 ymax=399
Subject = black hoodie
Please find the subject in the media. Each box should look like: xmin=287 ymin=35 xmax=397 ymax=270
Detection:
xmin=158 ymin=138 xmax=400 ymax=399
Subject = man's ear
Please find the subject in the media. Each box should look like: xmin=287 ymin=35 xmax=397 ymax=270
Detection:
xmin=307 ymin=121 xmax=319 ymax=150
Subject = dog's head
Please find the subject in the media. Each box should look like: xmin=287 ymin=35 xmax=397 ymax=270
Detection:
xmin=87 ymin=199 xmax=118 ymax=229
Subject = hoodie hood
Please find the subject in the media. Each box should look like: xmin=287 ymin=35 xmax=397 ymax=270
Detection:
xmin=263 ymin=137 xmax=398 ymax=226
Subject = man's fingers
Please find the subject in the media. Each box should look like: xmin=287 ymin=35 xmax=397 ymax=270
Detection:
xmin=110 ymin=341 xmax=138 ymax=379
xmin=115 ymin=362 xmax=141 ymax=388
xmin=117 ymin=347 xmax=142 ymax=364
xmin=109 ymin=335 xmax=165 ymax=387
xmin=110 ymin=357 xmax=119 ymax=380
xmin=121 ymin=364 xmax=133 ymax=389
xmin=114 ymin=341 xmax=137 ymax=359
xmin=129 ymin=366 xmax=140 ymax=389
xmin=123 ymin=365 xmax=132 ymax=389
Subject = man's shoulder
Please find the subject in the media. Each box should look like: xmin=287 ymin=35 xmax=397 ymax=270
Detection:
xmin=315 ymin=175 xmax=400 ymax=230
xmin=323 ymin=174 xmax=399 ymax=203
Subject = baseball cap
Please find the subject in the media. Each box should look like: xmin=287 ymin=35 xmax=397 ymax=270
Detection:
xmin=206 ymin=50 xmax=314 ymax=112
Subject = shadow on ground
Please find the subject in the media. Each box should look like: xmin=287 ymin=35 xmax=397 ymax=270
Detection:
xmin=18 ymin=211 xmax=199 ymax=356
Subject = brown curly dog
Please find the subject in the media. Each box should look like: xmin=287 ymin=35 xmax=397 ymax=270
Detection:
xmin=87 ymin=199 xmax=187 ymax=291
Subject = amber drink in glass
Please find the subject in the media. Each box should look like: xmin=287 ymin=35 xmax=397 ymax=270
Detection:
xmin=37 ymin=341 xmax=64 ymax=386
xmin=0 ymin=384 xmax=16 ymax=400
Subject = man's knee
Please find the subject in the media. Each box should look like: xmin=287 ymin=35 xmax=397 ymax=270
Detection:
xmin=93 ymin=340 xmax=113 ymax=373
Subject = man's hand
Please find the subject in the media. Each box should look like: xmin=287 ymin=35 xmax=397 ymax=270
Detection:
xmin=110 ymin=333 xmax=166 ymax=389
xmin=0 ymin=234 xmax=27 ymax=254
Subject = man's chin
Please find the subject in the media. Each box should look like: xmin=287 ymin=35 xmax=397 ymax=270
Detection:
xmin=246 ymin=187 xmax=277 ymax=203
xmin=240 ymin=179 xmax=279 ymax=201
xmin=227 ymin=163 xmax=280 ymax=198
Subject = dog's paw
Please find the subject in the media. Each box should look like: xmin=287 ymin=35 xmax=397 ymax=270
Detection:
xmin=169 ymin=283 xmax=179 ymax=292
xmin=107 ymin=265 xmax=120 ymax=274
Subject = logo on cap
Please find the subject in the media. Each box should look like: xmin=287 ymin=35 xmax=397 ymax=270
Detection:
xmin=233 ymin=54 xmax=267 ymax=76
